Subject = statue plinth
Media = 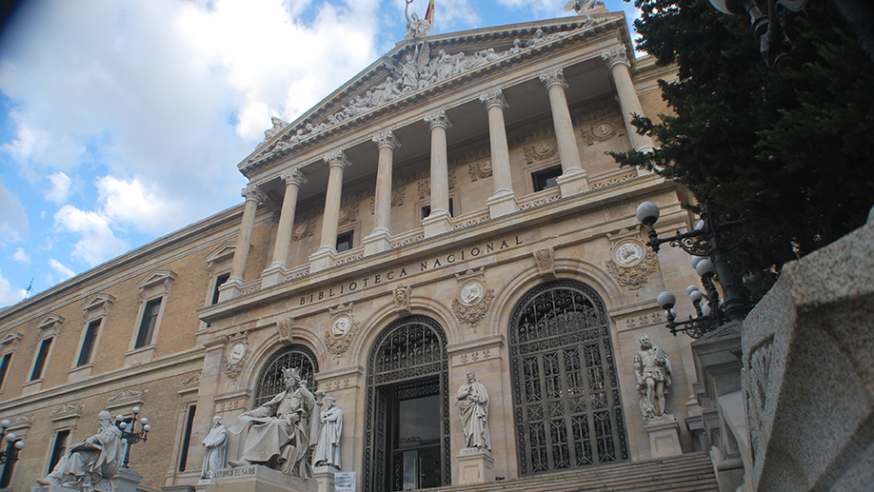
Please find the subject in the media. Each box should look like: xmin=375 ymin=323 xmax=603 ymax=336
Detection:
xmin=312 ymin=465 xmax=339 ymax=492
xmin=194 ymin=465 xmax=318 ymax=492
xmin=456 ymin=447 xmax=494 ymax=485
xmin=645 ymin=416 xmax=683 ymax=458
xmin=32 ymin=485 xmax=76 ymax=492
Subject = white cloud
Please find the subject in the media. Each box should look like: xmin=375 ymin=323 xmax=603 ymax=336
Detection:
xmin=44 ymin=171 xmax=72 ymax=205
xmin=0 ymin=269 xmax=27 ymax=307
xmin=53 ymin=205 xmax=128 ymax=267
xmin=96 ymin=175 xmax=189 ymax=234
xmin=0 ymin=178 xmax=28 ymax=246
xmin=49 ymin=258 xmax=75 ymax=280
xmin=11 ymin=247 xmax=30 ymax=263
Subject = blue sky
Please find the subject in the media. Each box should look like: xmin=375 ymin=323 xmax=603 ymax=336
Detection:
xmin=0 ymin=0 xmax=640 ymax=308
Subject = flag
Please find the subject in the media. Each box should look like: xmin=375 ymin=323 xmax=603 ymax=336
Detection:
xmin=424 ymin=0 xmax=435 ymax=34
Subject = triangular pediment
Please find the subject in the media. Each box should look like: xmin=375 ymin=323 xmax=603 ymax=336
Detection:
xmin=1 ymin=331 xmax=22 ymax=347
xmin=83 ymin=293 xmax=116 ymax=312
xmin=241 ymin=12 xmax=629 ymax=173
xmin=38 ymin=314 xmax=65 ymax=333
xmin=136 ymin=269 xmax=178 ymax=291
xmin=205 ymin=240 xmax=236 ymax=265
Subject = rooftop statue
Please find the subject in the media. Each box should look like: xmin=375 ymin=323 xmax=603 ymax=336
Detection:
xmin=405 ymin=0 xmax=431 ymax=39
xmin=228 ymin=367 xmax=316 ymax=478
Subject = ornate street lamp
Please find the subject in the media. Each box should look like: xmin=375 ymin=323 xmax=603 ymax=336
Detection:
xmin=636 ymin=202 xmax=749 ymax=337
xmin=116 ymin=407 xmax=151 ymax=469
xmin=0 ymin=420 xmax=25 ymax=465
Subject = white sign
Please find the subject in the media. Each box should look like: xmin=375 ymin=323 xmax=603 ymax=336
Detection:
xmin=335 ymin=471 xmax=356 ymax=492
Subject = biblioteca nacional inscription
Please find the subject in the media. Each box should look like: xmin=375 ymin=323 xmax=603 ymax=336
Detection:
xmin=298 ymin=235 xmax=523 ymax=307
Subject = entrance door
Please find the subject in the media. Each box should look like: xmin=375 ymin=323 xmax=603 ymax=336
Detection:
xmin=364 ymin=316 xmax=450 ymax=492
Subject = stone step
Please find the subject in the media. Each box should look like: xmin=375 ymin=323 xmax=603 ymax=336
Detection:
xmin=435 ymin=452 xmax=717 ymax=492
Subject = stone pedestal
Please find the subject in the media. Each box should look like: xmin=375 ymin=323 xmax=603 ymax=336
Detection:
xmin=32 ymin=485 xmax=76 ymax=492
xmin=195 ymin=465 xmax=317 ymax=492
xmin=260 ymin=264 xmax=288 ymax=289
xmin=645 ymin=417 xmax=683 ymax=458
xmin=217 ymin=277 xmax=244 ymax=302
xmin=308 ymin=248 xmax=337 ymax=273
xmin=312 ymin=465 xmax=339 ymax=492
xmin=456 ymin=447 xmax=494 ymax=485
xmin=422 ymin=212 xmax=452 ymax=238
xmin=556 ymin=169 xmax=589 ymax=197
xmin=486 ymin=191 xmax=518 ymax=218
xmin=113 ymin=468 xmax=144 ymax=492
xmin=362 ymin=230 xmax=392 ymax=256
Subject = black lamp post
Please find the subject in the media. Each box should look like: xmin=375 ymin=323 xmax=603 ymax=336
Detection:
xmin=116 ymin=407 xmax=151 ymax=469
xmin=636 ymin=201 xmax=749 ymax=337
xmin=0 ymin=419 xmax=24 ymax=465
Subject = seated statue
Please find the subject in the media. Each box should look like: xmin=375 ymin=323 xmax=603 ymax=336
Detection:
xmin=229 ymin=367 xmax=316 ymax=478
xmin=37 ymin=410 xmax=123 ymax=491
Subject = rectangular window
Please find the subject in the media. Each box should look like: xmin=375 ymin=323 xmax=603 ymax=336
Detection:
xmin=533 ymin=167 xmax=563 ymax=192
xmin=0 ymin=353 xmax=11 ymax=392
xmin=421 ymin=198 xmax=454 ymax=221
xmin=30 ymin=338 xmax=53 ymax=381
xmin=178 ymin=405 xmax=197 ymax=472
xmin=135 ymin=298 xmax=162 ymax=349
xmin=48 ymin=430 xmax=70 ymax=474
xmin=211 ymin=272 xmax=230 ymax=305
xmin=336 ymin=231 xmax=354 ymax=253
xmin=77 ymin=319 xmax=101 ymax=367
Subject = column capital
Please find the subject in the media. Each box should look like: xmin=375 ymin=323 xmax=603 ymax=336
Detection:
xmin=279 ymin=168 xmax=308 ymax=188
xmin=479 ymin=89 xmax=508 ymax=110
xmin=424 ymin=110 xmax=453 ymax=130
xmin=538 ymin=68 xmax=568 ymax=90
xmin=601 ymin=46 xmax=631 ymax=70
xmin=323 ymin=150 xmax=352 ymax=170
xmin=241 ymin=184 xmax=266 ymax=204
xmin=372 ymin=130 xmax=401 ymax=150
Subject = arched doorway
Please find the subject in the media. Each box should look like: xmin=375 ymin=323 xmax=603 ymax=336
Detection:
xmin=253 ymin=344 xmax=319 ymax=407
xmin=509 ymin=280 xmax=629 ymax=476
xmin=364 ymin=315 xmax=450 ymax=492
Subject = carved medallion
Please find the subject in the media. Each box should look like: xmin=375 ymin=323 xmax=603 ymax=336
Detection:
xmin=332 ymin=316 xmax=352 ymax=336
xmin=325 ymin=303 xmax=359 ymax=359
xmin=292 ymin=221 xmax=315 ymax=241
xmin=460 ymin=281 xmax=485 ymax=305
xmin=223 ymin=332 xmax=249 ymax=380
xmin=523 ymin=139 xmax=558 ymax=164
xmin=452 ymin=269 xmax=494 ymax=331
xmin=613 ymin=241 xmax=644 ymax=267
xmin=606 ymin=251 xmax=659 ymax=290
xmin=469 ymin=160 xmax=493 ymax=181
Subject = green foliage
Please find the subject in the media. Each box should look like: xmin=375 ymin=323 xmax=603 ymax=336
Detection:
xmin=612 ymin=0 xmax=874 ymax=299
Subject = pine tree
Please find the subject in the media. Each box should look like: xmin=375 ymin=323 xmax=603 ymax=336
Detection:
xmin=612 ymin=0 xmax=874 ymax=298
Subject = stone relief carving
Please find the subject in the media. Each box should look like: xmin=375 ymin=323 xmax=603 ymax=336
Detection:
xmin=224 ymin=332 xmax=249 ymax=380
xmin=325 ymin=303 xmax=359 ymax=359
xmin=394 ymin=284 xmax=412 ymax=316
xmin=606 ymin=251 xmax=658 ymax=290
xmin=468 ymin=160 xmax=493 ymax=181
xmin=249 ymin=24 xmax=601 ymax=167
xmin=533 ymin=247 xmax=556 ymax=277
xmin=52 ymin=403 xmax=84 ymax=418
xmin=404 ymin=0 xmax=431 ymax=39
xmin=633 ymin=334 xmax=673 ymax=424
xmin=523 ymin=139 xmax=558 ymax=164
xmin=292 ymin=220 xmax=316 ymax=242
xmin=391 ymin=189 xmax=405 ymax=208
xmin=277 ymin=317 xmax=295 ymax=344
xmin=450 ymin=146 xmax=490 ymax=169
xmin=338 ymin=203 xmax=359 ymax=226
xmin=576 ymin=106 xmax=626 ymax=145
xmin=452 ymin=270 xmax=495 ymax=331
xmin=624 ymin=311 xmax=664 ymax=329
xmin=456 ymin=371 xmax=491 ymax=450
xmin=179 ymin=372 xmax=201 ymax=387
xmin=107 ymin=388 xmax=148 ymax=405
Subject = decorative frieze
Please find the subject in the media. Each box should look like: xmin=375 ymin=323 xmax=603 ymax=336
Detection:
xmin=450 ymin=146 xmax=490 ymax=169
xmin=576 ymin=106 xmax=627 ymax=146
xmin=469 ymin=160 xmax=493 ymax=182
xmin=107 ymin=388 xmax=149 ymax=412
xmin=338 ymin=203 xmax=359 ymax=226
xmin=291 ymin=220 xmax=316 ymax=241
xmin=522 ymin=140 xmax=558 ymax=164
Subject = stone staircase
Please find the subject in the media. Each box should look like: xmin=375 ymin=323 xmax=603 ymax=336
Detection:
xmin=438 ymin=452 xmax=718 ymax=492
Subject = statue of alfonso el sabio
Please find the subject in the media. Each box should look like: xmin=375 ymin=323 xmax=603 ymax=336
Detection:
xmin=228 ymin=367 xmax=316 ymax=478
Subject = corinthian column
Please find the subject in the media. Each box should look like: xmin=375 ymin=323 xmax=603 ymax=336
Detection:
xmin=422 ymin=110 xmax=453 ymax=237
xmin=539 ymin=68 xmax=588 ymax=196
xmin=262 ymin=168 xmax=307 ymax=288
xmin=479 ymin=89 xmax=518 ymax=218
xmin=309 ymin=150 xmax=351 ymax=272
xmin=602 ymin=46 xmax=655 ymax=154
xmin=218 ymin=184 xmax=265 ymax=302
xmin=364 ymin=130 xmax=401 ymax=255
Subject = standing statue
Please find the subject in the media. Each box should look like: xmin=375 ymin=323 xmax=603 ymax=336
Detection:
xmin=456 ymin=371 xmax=491 ymax=450
xmin=201 ymin=416 xmax=228 ymax=479
xmin=313 ymin=396 xmax=343 ymax=469
xmin=404 ymin=0 xmax=431 ymax=39
xmin=634 ymin=334 xmax=673 ymax=422
xmin=37 ymin=410 xmax=123 ymax=491
xmin=228 ymin=367 xmax=316 ymax=477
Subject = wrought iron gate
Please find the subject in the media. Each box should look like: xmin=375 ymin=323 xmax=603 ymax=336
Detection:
xmin=509 ymin=280 xmax=629 ymax=475
xmin=364 ymin=315 xmax=450 ymax=492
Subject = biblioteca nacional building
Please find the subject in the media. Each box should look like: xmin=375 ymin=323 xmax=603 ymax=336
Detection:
xmin=0 ymin=8 xmax=738 ymax=492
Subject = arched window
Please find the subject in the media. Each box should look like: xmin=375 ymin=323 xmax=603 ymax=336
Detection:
xmin=254 ymin=344 xmax=319 ymax=408
xmin=509 ymin=280 xmax=629 ymax=475
xmin=364 ymin=315 xmax=449 ymax=492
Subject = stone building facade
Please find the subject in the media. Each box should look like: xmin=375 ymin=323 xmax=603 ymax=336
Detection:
xmin=0 ymin=11 xmax=714 ymax=491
